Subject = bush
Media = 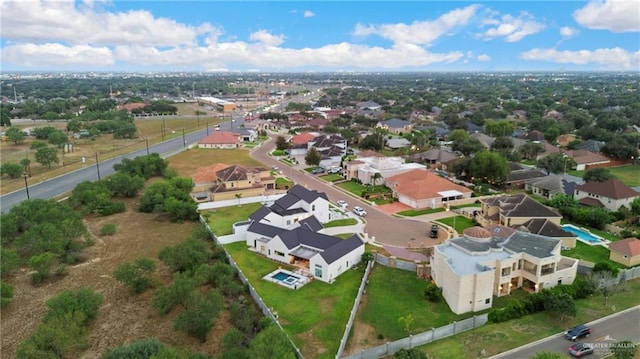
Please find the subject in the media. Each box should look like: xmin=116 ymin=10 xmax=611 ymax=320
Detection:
xmin=424 ymin=281 xmax=442 ymax=302
xmin=593 ymin=261 xmax=619 ymax=275
xmin=103 ymin=337 xmax=165 ymax=359
xmin=114 ymin=258 xmax=156 ymax=294
xmin=1 ymin=280 xmax=14 ymax=308
xmin=100 ymin=223 xmax=117 ymax=236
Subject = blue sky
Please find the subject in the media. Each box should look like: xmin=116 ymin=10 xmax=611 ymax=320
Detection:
xmin=1 ymin=0 xmax=638 ymax=72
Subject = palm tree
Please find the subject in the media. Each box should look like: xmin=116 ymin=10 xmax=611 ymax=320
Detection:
xmin=371 ymin=172 xmax=382 ymax=186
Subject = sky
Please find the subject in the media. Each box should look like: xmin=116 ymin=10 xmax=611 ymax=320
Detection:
xmin=0 ymin=0 xmax=639 ymax=72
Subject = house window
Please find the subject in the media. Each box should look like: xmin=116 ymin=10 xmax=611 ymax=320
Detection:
xmin=275 ymin=251 xmax=285 ymax=257
xmin=501 ymin=268 xmax=510 ymax=276
xmin=312 ymin=205 xmax=316 ymax=211
xmin=512 ymin=263 xmax=516 ymax=271
xmin=485 ymin=298 xmax=490 ymax=304
xmin=286 ymin=220 xmax=291 ymax=226
xmin=314 ymin=264 xmax=323 ymax=277
xmin=518 ymin=260 xmax=522 ymax=270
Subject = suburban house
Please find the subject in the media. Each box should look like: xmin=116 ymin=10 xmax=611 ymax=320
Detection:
xmin=234 ymin=128 xmax=257 ymax=143
xmin=344 ymin=155 xmax=426 ymax=186
xmin=191 ymin=164 xmax=275 ymax=202
xmin=198 ymin=131 xmax=242 ymax=149
xmin=244 ymin=119 xmax=278 ymax=133
xmin=476 ymin=193 xmax=562 ymax=228
xmin=432 ymin=227 xmax=578 ymax=314
xmin=376 ymin=118 xmax=413 ymax=135
xmin=505 ymin=168 xmax=547 ymax=188
xmin=385 ymin=169 xmax=472 ymax=209
xmin=574 ymin=178 xmax=640 ymax=211
xmin=412 ymin=148 xmax=460 ymax=170
xmin=565 ymin=150 xmax=610 ymax=171
xmin=358 ymin=101 xmax=382 ymax=111
xmin=243 ymin=185 xmax=365 ymax=283
xmin=386 ymin=137 xmax=411 ymax=149
xmin=608 ymin=237 xmax=640 ymax=267
xmin=514 ymin=219 xmax=577 ymax=249
xmin=525 ymin=174 xmax=584 ymax=200
xmin=470 ymin=132 xmax=495 ymax=149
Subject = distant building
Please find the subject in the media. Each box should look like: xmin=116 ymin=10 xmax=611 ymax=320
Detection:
xmin=197 ymin=96 xmax=237 ymax=112
xmin=198 ymin=131 xmax=242 ymax=149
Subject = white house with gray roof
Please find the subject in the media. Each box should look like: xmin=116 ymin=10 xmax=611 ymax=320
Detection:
xmin=243 ymin=185 xmax=365 ymax=283
xmin=432 ymin=227 xmax=578 ymax=314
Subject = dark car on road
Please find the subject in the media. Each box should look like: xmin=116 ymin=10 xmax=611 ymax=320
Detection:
xmin=568 ymin=342 xmax=594 ymax=357
xmin=430 ymin=224 xmax=438 ymax=238
xmin=564 ymin=325 xmax=592 ymax=341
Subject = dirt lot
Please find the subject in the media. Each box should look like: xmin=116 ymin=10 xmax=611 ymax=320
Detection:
xmin=0 ymin=197 xmax=235 ymax=358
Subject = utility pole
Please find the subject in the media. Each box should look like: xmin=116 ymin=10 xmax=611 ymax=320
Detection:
xmin=182 ymin=127 xmax=186 ymax=148
xmin=145 ymin=138 xmax=150 ymax=155
xmin=95 ymin=152 xmax=101 ymax=180
xmin=23 ymin=174 xmax=30 ymax=200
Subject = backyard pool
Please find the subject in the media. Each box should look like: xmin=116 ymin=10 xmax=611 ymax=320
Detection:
xmin=271 ymin=270 xmax=300 ymax=285
xmin=562 ymin=224 xmax=607 ymax=245
xmin=263 ymin=268 xmax=309 ymax=289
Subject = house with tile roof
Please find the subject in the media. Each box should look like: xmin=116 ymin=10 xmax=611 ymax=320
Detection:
xmin=477 ymin=193 xmax=562 ymax=228
xmin=376 ymin=118 xmax=413 ymax=135
xmin=344 ymin=155 xmax=426 ymax=186
xmin=565 ymin=150 xmax=610 ymax=171
xmin=244 ymin=185 xmax=364 ymax=283
xmin=525 ymin=174 xmax=584 ymax=200
xmin=386 ymin=169 xmax=472 ymax=209
xmin=192 ymin=164 xmax=275 ymax=202
xmin=198 ymin=131 xmax=242 ymax=149
xmin=574 ymin=178 xmax=640 ymax=211
xmin=432 ymin=227 xmax=578 ymax=314
xmin=609 ymin=237 xmax=640 ymax=267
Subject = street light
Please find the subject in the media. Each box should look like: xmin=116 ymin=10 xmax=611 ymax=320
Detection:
xmin=23 ymin=173 xmax=30 ymax=200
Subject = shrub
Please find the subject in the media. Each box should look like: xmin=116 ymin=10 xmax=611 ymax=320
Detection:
xmin=100 ymin=223 xmax=117 ymax=236
xmin=424 ymin=281 xmax=442 ymax=302
xmin=114 ymin=258 xmax=156 ymax=294
xmin=593 ymin=261 xmax=619 ymax=275
xmin=1 ymin=280 xmax=14 ymax=308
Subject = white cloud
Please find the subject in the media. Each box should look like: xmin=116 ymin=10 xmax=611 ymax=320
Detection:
xmin=352 ymin=5 xmax=480 ymax=45
xmin=477 ymin=54 xmax=491 ymax=61
xmin=520 ymin=47 xmax=640 ymax=69
xmin=303 ymin=10 xmax=315 ymax=18
xmin=249 ymin=30 xmax=285 ymax=47
xmin=573 ymin=0 xmax=640 ymax=32
xmin=560 ymin=26 xmax=579 ymax=38
xmin=1 ymin=43 xmax=114 ymax=67
xmin=478 ymin=12 xmax=545 ymax=42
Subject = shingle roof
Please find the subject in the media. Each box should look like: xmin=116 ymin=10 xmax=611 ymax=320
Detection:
xmin=507 ymin=168 xmax=547 ymax=183
xmin=566 ymin=150 xmax=610 ymax=165
xmin=518 ymin=219 xmax=574 ymax=238
xmin=579 ymin=197 xmax=604 ymax=207
xmin=249 ymin=206 xmax=272 ymax=221
xmin=609 ymin=238 xmax=640 ymax=257
xmin=216 ymin=164 xmax=248 ymax=181
xmin=320 ymin=234 xmax=364 ymax=264
xmin=298 ymin=216 xmax=323 ymax=232
xmin=483 ymin=193 xmax=561 ymax=219
xmin=503 ymin=231 xmax=559 ymax=258
xmin=248 ymin=220 xmax=285 ymax=238
xmin=278 ymin=227 xmax=342 ymax=250
xmin=576 ymin=178 xmax=639 ymax=200
xmin=379 ymin=118 xmax=411 ymax=128
xmin=415 ymin=148 xmax=459 ymax=163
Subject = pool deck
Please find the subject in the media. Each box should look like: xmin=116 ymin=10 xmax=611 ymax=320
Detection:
xmin=562 ymin=224 xmax=611 ymax=247
xmin=263 ymin=268 xmax=311 ymax=290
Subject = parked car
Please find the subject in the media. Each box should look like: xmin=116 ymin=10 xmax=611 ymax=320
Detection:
xmin=328 ymin=166 xmax=341 ymax=174
xmin=564 ymin=325 xmax=592 ymax=341
xmin=271 ymin=165 xmax=279 ymax=170
xmin=336 ymin=200 xmax=348 ymax=209
xmin=353 ymin=206 xmax=367 ymax=217
xmin=568 ymin=342 xmax=594 ymax=357
xmin=430 ymin=224 xmax=439 ymax=238
xmin=311 ymin=167 xmax=324 ymax=174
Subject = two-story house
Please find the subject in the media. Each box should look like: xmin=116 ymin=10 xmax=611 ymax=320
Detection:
xmin=574 ymin=178 xmax=640 ymax=211
xmin=432 ymin=226 xmax=578 ymax=314
xmin=477 ymin=193 xmax=562 ymax=228
xmin=192 ymin=164 xmax=275 ymax=202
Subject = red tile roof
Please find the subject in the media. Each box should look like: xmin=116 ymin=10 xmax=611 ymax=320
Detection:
xmin=192 ymin=163 xmax=229 ymax=184
xmin=291 ymin=132 xmax=316 ymax=145
xmin=576 ymin=178 xmax=639 ymax=199
xmin=386 ymin=169 xmax=472 ymax=201
xmin=198 ymin=131 xmax=241 ymax=144
xmin=609 ymin=237 xmax=640 ymax=257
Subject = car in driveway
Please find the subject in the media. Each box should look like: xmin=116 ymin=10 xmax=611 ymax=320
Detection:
xmin=336 ymin=200 xmax=348 ymax=209
xmin=429 ymin=224 xmax=439 ymax=238
xmin=568 ymin=342 xmax=594 ymax=357
xmin=353 ymin=206 xmax=367 ymax=217
xmin=311 ymin=167 xmax=324 ymax=174
xmin=565 ymin=325 xmax=592 ymax=341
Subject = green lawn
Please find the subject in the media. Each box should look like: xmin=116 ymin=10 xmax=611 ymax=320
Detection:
xmin=561 ymin=220 xmax=620 ymax=242
xmin=275 ymin=177 xmax=294 ymax=189
xmin=436 ymin=216 xmax=478 ymax=233
xmin=450 ymin=203 xmax=481 ymax=210
xmin=319 ymin=173 xmax=343 ymax=182
xmin=324 ymin=218 xmax=358 ymax=228
xmin=419 ymin=278 xmax=640 ymax=359
xmin=202 ymin=203 xmax=262 ymax=235
xmin=561 ymin=241 xmax=627 ymax=269
xmin=568 ymin=165 xmax=640 ymax=187
xmin=397 ymin=208 xmax=445 ymax=217
xmin=225 ymin=242 xmax=364 ymax=358
xmin=336 ymin=182 xmax=393 ymax=205
xmin=271 ymin=149 xmax=287 ymax=156
xmin=359 ymin=266 xmax=479 ymax=341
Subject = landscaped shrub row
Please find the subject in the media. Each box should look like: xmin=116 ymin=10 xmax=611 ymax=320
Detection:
xmin=488 ymin=280 xmax=594 ymax=323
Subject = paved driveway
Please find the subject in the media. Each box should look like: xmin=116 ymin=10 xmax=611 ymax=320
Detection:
xmin=376 ymin=202 xmax=412 ymax=215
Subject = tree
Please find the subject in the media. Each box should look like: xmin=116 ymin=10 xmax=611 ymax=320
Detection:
xmin=275 ymin=136 xmax=289 ymax=151
xmin=114 ymin=257 xmax=156 ymax=294
xmin=113 ymin=153 xmax=168 ymax=179
xmin=103 ymin=338 xmax=166 ymax=359
xmin=537 ymin=153 xmax=576 ymax=174
xmin=394 ymin=348 xmax=428 ymax=359
xmin=47 ymin=130 xmax=68 ymax=148
xmin=371 ymin=172 xmax=382 ymax=186
xmin=361 ymin=252 xmax=374 ymax=264
xmin=484 ymin=120 xmax=515 ymax=137
xmin=424 ymin=281 xmax=441 ymax=302
xmin=159 ymin=237 xmax=211 ymax=273
xmin=631 ymin=197 xmax=640 ymax=216
xmin=35 ymin=146 xmax=59 ymax=167
xmin=610 ymin=340 xmax=637 ymax=359
xmin=248 ymin=325 xmax=297 ymax=359
xmin=30 ymin=140 xmax=48 ymax=150
xmin=543 ymin=292 xmax=576 ymax=322
xmin=174 ymin=290 xmax=224 ymax=342
xmin=6 ymin=126 xmax=25 ymax=144
xmin=491 ymin=136 xmax=514 ymax=151
xmin=588 ymin=270 xmax=625 ymax=306
xmin=583 ymin=168 xmax=613 ymax=182
xmin=304 ymin=147 xmax=321 ymax=166
xmin=1 ymin=280 xmax=14 ymax=308
xmin=153 ymin=272 xmax=199 ymax=314
xmin=452 ymin=137 xmax=485 ymax=156
xmin=398 ymin=314 xmax=414 ymax=335
xmin=29 ymin=252 xmax=57 ymax=284
xmin=44 ymin=288 xmax=103 ymax=324
xmin=0 ymin=248 xmax=19 ymax=276
xmin=468 ymin=151 xmax=510 ymax=185
xmin=17 ymin=311 xmax=88 ymax=359
xmin=1 ymin=162 xmax=25 ymax=178
xmin=20 ymin=158 xmax=31 ymax=177
xmin=105 ymin=172 xmax=145 ymax=197
xmin=519 ymin=142 xmax=544 ymax=160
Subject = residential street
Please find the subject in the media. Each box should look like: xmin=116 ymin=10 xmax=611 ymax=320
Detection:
xmin=490 ymin=305 xmax=640 ymax=359
xmin=250 ymin=135 xmax=448 ymax=249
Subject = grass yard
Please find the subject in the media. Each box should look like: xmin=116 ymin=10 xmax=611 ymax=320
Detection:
xmin=225 ymin=242 xmax=364 ymax=359
xmin=397 ymin=208 xmax=445 ymax=217
xmin=358 ymin=266 xmax=478 ymax=341
xmin=450 ymin=203 xmax=481 ymax=210
xmin=436 ymin=216 xmax=478 ymax=233
xmin=202 ymin=203 xmax=262 ymax=235
xmin=324 ymin=218 xmax=358 ymax=228
xmin=167 ymin=147 xmax=263 ymax=177
xmin=275 ymin=177 xmax=294 ymax=189
xmin=561 ymin=220 xmax=620 ymax=242
xmin=271 ymin=149 xmax=287 ymax=156
xmin=419 ymin=278 xmax=640 ymax=359
xmin=336 ymin=182 xmax=393 ymax=205
xmin=319 ymin=173 xmax=343 ymax=182
xmin=561 ymin=241 xmax=626 ymax=269
xmin=568 ymin=165 xmax=640 ymax=187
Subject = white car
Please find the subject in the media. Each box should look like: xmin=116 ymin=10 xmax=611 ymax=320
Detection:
xmin=336 ymin=200 xmax=348 ymax=208
xmin=353 ymin=206 xmax=367 ymax=217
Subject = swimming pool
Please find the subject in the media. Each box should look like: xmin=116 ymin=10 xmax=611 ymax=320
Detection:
xmin=562 ymin=224 xmax=605 ymax=244
xmin=271 ymin=270 xmax=300 ymax=285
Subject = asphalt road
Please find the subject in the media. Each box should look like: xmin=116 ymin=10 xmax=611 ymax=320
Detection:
xmin=0 ymin=114 xmax=245 ymax=213
xmin=250 ymin=135 xmax=440 ymax=248
xmin=492 ymin=305 xmax=640 ymax=359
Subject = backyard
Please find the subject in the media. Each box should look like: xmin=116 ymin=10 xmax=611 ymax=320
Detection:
xmin=568 ymin=165 xmax=640 ymax=187
xmin=224 ymin=242 xmax=365 ymax=359
xmin=336 ymin=181 xmax=394 ymax=205
xmin=201 ymin=203 xmax=262 ymax=236
xmin=561 ymin=241 xmax=627 ymax=269
xmin=435 ymin=216 xmax=478 ymax=234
